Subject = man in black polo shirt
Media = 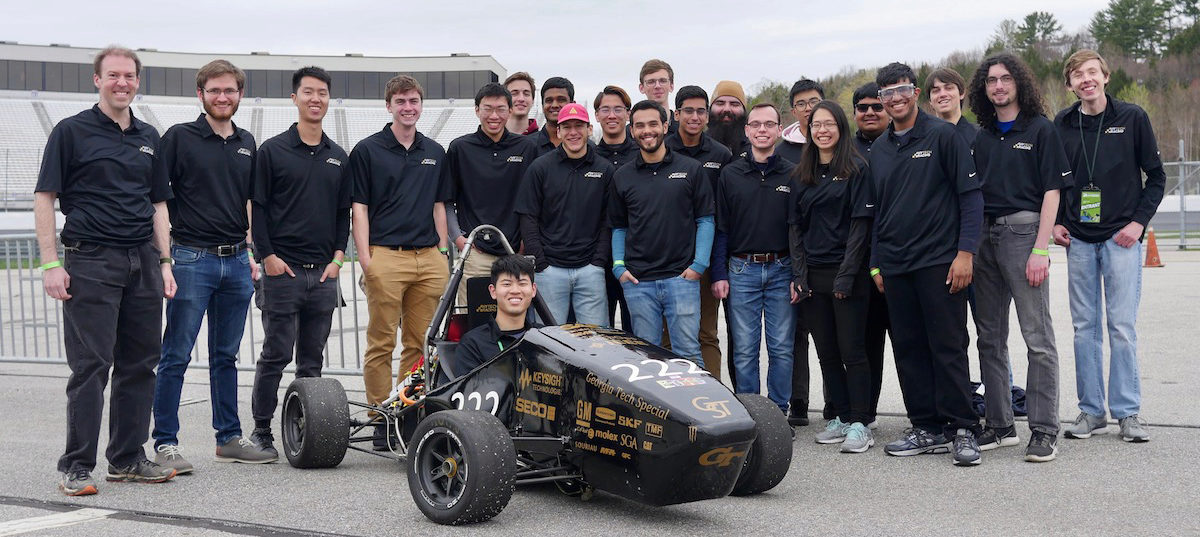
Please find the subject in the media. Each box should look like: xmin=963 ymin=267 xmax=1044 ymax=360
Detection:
xmin=592 ymin=85 xmax=638 ymax=330
xmin=852 ymin=82 xmax=889 ymax=156
xmin=249 ymin=66 xmax=351 ymax=455
xmin=927 ymin=68 xmax=978 ymax=146
xmin=349 ymin=75 xmax=451 ymax=450
xmin=531 ymin=77 xmax=573 ymax=156
xmin=778 ymin=79 xmax=824 ymax=163
xmin=517 ymin=103 xmax=611 ymax=326
xmin=152 ymin=59 xmax=274 ymax=474
xmin=868 ymin=62 xmax=984 ymax=466
xmin=446 ymin=83 xmax=539 ymax=306
xmin=665 ymin=85 xmax=732 ymax=377
xmin=637 ymin=59 xmax=679 ymax=135
xmin=610 ymin=100 xmax=714 ymax=366
xmin=708 ymin=81 xmax=750 ymax=157
xmin=36 ymin=46 xmax=178 ymax=495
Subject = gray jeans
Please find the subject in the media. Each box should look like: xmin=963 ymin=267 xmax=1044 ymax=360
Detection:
xmin=974 ymin=214 xmax=1060 ymax=434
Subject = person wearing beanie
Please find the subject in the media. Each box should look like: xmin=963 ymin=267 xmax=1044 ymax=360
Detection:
xmin=709 ymin=80 xmax=751 ymax=157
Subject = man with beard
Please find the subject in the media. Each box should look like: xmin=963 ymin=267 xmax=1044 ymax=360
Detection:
xmin=926 ymin=68 xmax=978 ymax=146
xmin=665 ymin=86 xmax=732 ymax=378
xmin=593 ymin=85 xmax=638 ymax=331
xmin=637 ymin=59 xmax=678 ymax=135
xmin=852 ymin=81 xmax=890 ymax=428
xmin=249 ymin=66 xmax=351 ymax=456
xmin=708 ymin=80 xmax=750 ymax=157
xmin=777 ymin=79 xmax=824 ymax=163
xmin=505 ymin=72 xmax=538 ymax=135
xmin=152 ymin=60 xmax=275 ymax=474
xmin=610 ymin=100 xmax=714 ymax=366
xmin=532 ymin=77 xmax=574 ymax=156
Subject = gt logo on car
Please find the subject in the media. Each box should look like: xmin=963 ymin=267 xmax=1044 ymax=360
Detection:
xmin=698 ymin=446 xmax=746 ymax=467
xmin=692 ymin=396 xmax=732 ymax=419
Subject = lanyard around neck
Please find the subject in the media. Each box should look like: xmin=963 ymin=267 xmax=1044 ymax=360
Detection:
xmin=1078 ymin=108 xmax=1105 ymax=188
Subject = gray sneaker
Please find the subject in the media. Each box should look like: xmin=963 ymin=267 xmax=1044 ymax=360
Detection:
xmin=840 ymin=422 xmax=874 ymax=453
xmin=250 ymin=427 xmax=278 ymax=457
xmin=154 ymin=444 xmax=194 ymax=475
xmin=815 ymin=417 xmax=848 ymax=444
xmin=216 ymin=436 xmax=279 ymax=464
xmin=106 ymin=459 xmax=177 ymax=483
xmin=1118 ymin=415 xmax=1150 ymax=443
xmin=885 ymin=428 xmax=951 ymax=456
xmin=1064 ymin=412 xmax=1108 ymax=439
xmin=59 ymin=469 xmax=98 ymax=496
xmin=952 ymin=428 xmax=982 ymax=467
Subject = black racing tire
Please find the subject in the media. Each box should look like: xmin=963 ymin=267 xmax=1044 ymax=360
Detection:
xmin=731 ymin=393 xmax=793 ymax=496
xmin=406 ymin=410 xmax=516 ymax=525
xmin=281 ymin=378 xmax=350 ymax=469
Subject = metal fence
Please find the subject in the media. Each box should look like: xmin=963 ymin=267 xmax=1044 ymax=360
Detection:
xmin=1163 ymin=161 xmax=1200 ymax=250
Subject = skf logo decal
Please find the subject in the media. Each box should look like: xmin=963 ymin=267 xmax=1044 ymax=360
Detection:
xmin=775 ymin=185 xmax=791 ymax=193
xmin=668 ymin=172 xmax=688 ymax=179
xmin=139 ymin=146 xmax=155 ymax=156
xmin=325 ymin=158 xmax=342 ymax=167
xmin=691 ymin=396 xmax=732 ymax=419
xmin=420 ymin=158 xmax=437 ymax=165
xmin=237 ymin=147 xmax=252 ymax=157
xmin=507 ymin=155 xmax=524 ymax=163
xmin=519 ymin=369 xmax=532 ymax=390
xmin=1013 ymin=142 xmax=1033 ymax=150
xmin=703 ymin=161 xmax=722 ymax=169
xmin=515 ymin=397 xmax=555 ymax=421
xmin=1105 ymin=127 xmax=1125 ymax=134
xmin=911 ymin=150 xmax=932 ymax=159
xmin=584 ymin=171 xmax=603 ymax=178
xmin=576 ymin=400 xmax=593 ymax=427
xmin=698 ymin=446 xmax=747 ymax=467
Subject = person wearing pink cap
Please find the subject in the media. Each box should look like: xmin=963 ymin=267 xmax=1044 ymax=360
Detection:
xmin=515 ymin=103 xmax=613 ymax=326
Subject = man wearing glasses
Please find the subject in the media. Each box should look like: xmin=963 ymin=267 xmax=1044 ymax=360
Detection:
xmin=665 ymin=86 xmax=732 ymax=378
xmin=777 ymin=79 xmax=824 ymax=163
xmin=867 ymin=63 xmax=984 ymax=466
xmin=592 ymin=86 xmax=638 ymax=330
xmin=637 ymin=59 xmax=678 ymax=135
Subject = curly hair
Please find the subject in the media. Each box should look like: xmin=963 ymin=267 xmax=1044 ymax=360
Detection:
xmin=968 ymin=53 xmax=1046 ymax=130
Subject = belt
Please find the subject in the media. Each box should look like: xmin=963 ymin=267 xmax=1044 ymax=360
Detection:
xmin=384 ymin=245 xmax=436 ymax=251
xmin=298 ymin=263 xmax=320 ymax=269
xmin=732 ymin=252 xmax=787 ymax=263
xmin=177 ymin=241 xmax=247 ymax=257
xmin=988 ymin=211 xmax=1040 ymax=226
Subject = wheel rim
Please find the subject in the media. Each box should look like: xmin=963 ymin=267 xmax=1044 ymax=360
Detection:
xmin=415 ymin=427 xmax=468 ymax=508
xmin=283 ymin=391 xmax=306 ymax=457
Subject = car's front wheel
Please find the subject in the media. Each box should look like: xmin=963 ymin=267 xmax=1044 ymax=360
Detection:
xmin=281 ymin=378 xmax=349 ymax=469
xmin=406 ymin=410 xmax=516 ymax=525
xmin=731 ymin=393 xmax=792 ymax=495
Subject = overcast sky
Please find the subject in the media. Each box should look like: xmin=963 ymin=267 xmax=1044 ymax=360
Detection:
xmin=9 ymin=0 xmax=1102 ymax=107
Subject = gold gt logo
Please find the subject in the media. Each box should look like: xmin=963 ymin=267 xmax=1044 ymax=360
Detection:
xmin=691 ymin=396 xmax=732 ymax=419
xmin=698 ymin=446 xmax=746 ymax=467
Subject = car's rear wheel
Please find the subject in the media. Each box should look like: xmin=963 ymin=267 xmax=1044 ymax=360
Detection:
xmin=731 ymin=394 xmax=792 ymax=496
xmin=281 ymin=378 xmax=349 ymax=469
xmin=407 ymin=410 xmax=516 ymax=525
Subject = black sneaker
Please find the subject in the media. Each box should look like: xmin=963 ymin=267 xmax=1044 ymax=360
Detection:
xmin=60 ymin=469 xmax=98 ymax=496
xmin=372 ymin=423 xmax=399 ymax=451
xmin=251 ymin=427 xmax=278 ymax=457
xmin=977 ymin=425 xmax=1020 ymax=451
xmin=106 ymin=459 xmax=177 ymax=483
xmin=1025 ymin=431 xmax=1059 ymax=462
xmin=952 ymin=428 xmax=982 ymax=466
xmin=787 ymin=403 xmax=809 ymax=427
xmin=885 ymin=428 xmax=951 ymax=456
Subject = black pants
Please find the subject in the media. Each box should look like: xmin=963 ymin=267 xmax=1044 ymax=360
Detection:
xmin=865 ymin=285 xmax=890 ymax=421
xmin=885 ymin=263 xmax=979 ymax=437
xmin=804 ymin=266 xmax=872 ymax=425
xmin=58 ymin=241 xmax=163 ymax=473
xmin=791 ymin=304 xmax=810 ymax=414
xmin=605 ymin=270 xmax=632 ymax=332
xmin=251 ymin=267 xmax=339 ymax=428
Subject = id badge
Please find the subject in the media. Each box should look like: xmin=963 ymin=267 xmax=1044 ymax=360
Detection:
xmin=1080 ymin=187 xmax=1101 ymax=223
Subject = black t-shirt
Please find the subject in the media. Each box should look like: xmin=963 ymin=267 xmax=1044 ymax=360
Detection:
xmin=868 ymin=110 xmax=979 ymax=274
xmin=250 ymin=124 xmax=351 ymax=265
xmin=665 ymin=132 xmax=733 ymax=195
xmin=1054 ymin=95 xmax=1166 ymax=243
xmin=775 ymin=139 xmax=805 ymax=165
xmin=595 ymin=136 xmax=640 ymax=169
xmin=160 ymin=114 xmax=255 ymax=247
xmin=447 ymin=128 xmax=539 ymax=255
xmin=348 ymin=126 xmax=451 ymax=247
xmin=609 ymin=150 xmax=714 ymax=281
xmin=790 ymin=160 xmax=874 ymax=265
xmin=35 ymin=105 xmax=171 ymax=248
xmin=515 ymin=146 xmax=612 ymax=268
xmin=974 ymin=113 xmax=1072 ymax=218
xmin=952 ymin=116 xmax=980 ymax=147
xmin=716 ymin=153 xmax=794 ymax=254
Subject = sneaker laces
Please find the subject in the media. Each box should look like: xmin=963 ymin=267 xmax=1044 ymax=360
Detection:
xmin=1030 ymin=432 xmax=1054 ymax=448
xmin=846 ymin=424 xmax=868 ymax=442
xmin=157 ymin=444 xmax=183 ymax=458
xmin=237 ymin=437 xmax=258 ymax=449
xmin=67 ymin=469 xmax=91 ymax=481
xmin=824 ymin=418 xmax=845 ymax=432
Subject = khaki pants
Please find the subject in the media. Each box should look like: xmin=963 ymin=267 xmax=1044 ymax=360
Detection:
xmin=661 ymin=269 xmax=722 ymax=377
xmin=456 ymin=248 xmax=500 ymax=307
xmin=362 ymin=246 xmax=448 ymax=406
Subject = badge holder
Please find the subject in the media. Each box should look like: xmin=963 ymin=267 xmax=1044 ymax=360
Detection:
xmin=1080 ymin=185 xmax=1101 ymax=224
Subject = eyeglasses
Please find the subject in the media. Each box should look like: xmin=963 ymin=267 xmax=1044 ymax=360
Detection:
xmin=204 ymin=88 xmax=240 ymax=97
xmin=678 ymin=107 xmax=708 ymax=117
xmin=878 ymin=84 xmax=915 ymax=102
xmin=479 ymin=106 xmax=510 ymax=116
xmin=809 ymin=120 xmax=838 ymax=132
xmin=596 ymin=106 xmax=627 ymax=116
xmin=792 ymin=98 xmax=821 ymax=111
xmin=643 ymin=77 xmax=671 ymax=87
xmin=855 ymin=103 xmax=884 ymax=113
xmin=985 ymin=74 xmax=1015 ymax=87
xmin=747 ymin=121 xmax=779 ymax=130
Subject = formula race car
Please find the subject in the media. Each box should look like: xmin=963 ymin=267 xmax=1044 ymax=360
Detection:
xmin=279 ymin=226 xmax=793 ymax=525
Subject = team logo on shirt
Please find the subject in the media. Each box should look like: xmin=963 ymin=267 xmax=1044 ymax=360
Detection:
xmin=668 ymin=172 xmax=688 ymax=179
xmin=507 ymin=156 xmax=525 ymax=163
xmin=1012 ymin=142 xmax=1033 ymax=150
xmin=1105 ymin=126 xmax=1125 ymax=134
xmin=832 ymin=176 xmax=847 ymax=182
xmin=325 ymin=158 xmax=342 ymax=167
xmin=584 ymin=171 xmax=604 ymax=179
xmin=237 ymin=147 xmax=253 ymax=157
xmin=139 ymin=146 xmax=155 ymax=156
xmin=703 ymin=161 xmax=722 ymax=169
xmin=775 ymin=185 xmax=792 ymax=193
xmin=421 ymin=158 xmax=438 ymax=165
xmin=911 ymin=150 xmax=932 ymax=159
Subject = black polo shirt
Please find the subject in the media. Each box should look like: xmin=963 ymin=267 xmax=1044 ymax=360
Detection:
xmin=36 ymin=105 xmax=170 ymax=248
xmin=160 ymin=114 xmax=255 ymax=247
xmin=790 ymin=159 xmax=874 ymax=265
xmin=953 ymin=116 xmax=979 ymax=146
xmin=446 ymin=128 xmax=539 ymax=255
xmin=868 ymin=110 xmax=979 ymax=274
xmin=716 ymin=153 xmax=795 ymax=255
xmin=515 ymin=146 xmax=613 ymax=268
xmin=595 ymin=136 xmax=640 ymax=169
xmin=348 ymin=126 xmax=451 ymax=248
xmin=775 ymin=139 xmax=805 ymax=165
xmin=251 ymin=124 xmax=351 ymax=266
xmin=1054 ymin=95 xmax=1166 ymax=243
xmin=665 ymin=132 xmax=733 ymax=194
xmin=853 ymin=130 xmax=878 ymax=157
xmin=609 ymin=150 xmax=713 ymax=281
xmin=532 ymin=125 xmax=558 ymax=156
xmin=974 ymin=113 xmax=1072 ymax=219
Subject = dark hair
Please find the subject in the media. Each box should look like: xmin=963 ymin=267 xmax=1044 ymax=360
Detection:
xmin=924 ymin=68 xmax=967 ymax=99
xmin=291 ymin=66 xmax=331 ymax=94
xmin=540 ymin=76 xmax=575 ymax=101
xmin=629 ymin=99 xmax=668 ymax=124
xmin=674 ymin=85 xmax=709 ymax=110
xmin=852 ymin=82 xmax=881 ymax=106
xmin=640 ymin=59 xmax=674 ymax=84
xmin=749 ymin=102 xmax=781 ymax=123
xmin=788 ymin=79 xmax=825 ymax=104
xmin=504 ymin=72 xmax=536 ymax=94
xmin=385 ymin=75 xmax=423 ymax=102
xmin=196 ymin=59 xmax=244 ymax=91
xmin=794 ymin=101 xmax=860 ymax=186
xmin=593 ymin=85 xmax=631 ymax=110
xmin=876 ymin=62 xmax=917 ymax=88
xmin=490 ymin=255 xmax=535 ymax=284
xmin=474 ymin=82 xmax=512 ymax=107
xmin=968 ymin=53 xmax=1046 ymax=131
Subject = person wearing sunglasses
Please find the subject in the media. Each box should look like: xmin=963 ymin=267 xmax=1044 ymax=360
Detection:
xmin=852 ymin=82 xmax=889 ymax=156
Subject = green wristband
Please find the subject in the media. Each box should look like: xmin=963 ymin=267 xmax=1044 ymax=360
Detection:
xmin=438 ymin=247 xmax=448 ymax=253
xmin=39 ymin=260 xmax=62 ymax=271
xmin=613 ymin=260 xmax=625 ymax=267
xmin=1031 ymin=248 xmax=1049 ymax=256
xmin=332 ymin=259 xmax=344 ymax=267
xmin=869 ymin=268 xmax=881 ymax=277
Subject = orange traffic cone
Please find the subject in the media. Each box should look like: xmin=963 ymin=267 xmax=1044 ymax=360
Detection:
xmin=1144 ymin=227 xmax=1164 ymax=268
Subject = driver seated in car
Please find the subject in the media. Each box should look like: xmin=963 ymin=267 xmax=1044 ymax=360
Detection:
xmin=449 ymin=255 xmax=543 ymax=376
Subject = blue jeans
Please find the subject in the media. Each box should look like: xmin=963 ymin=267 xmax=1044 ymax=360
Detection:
xmin=727 ymin=257 xmax=794 ymax=411
xmin=1067 ymin=237 xmax=1143 ymax=419
xmin=153 ymin=245 xmax=254 ymax=447
xmin=537 ymin=264 xmax=609 ymax=327
xmin=621 ymin=276 xmax=702 ymax=365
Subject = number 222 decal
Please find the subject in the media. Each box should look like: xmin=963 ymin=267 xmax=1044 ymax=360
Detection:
xmin=610 ymin=359 xmax=709 ymax=383
xmin=451 ymin=390 xmax=500 ymax=415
